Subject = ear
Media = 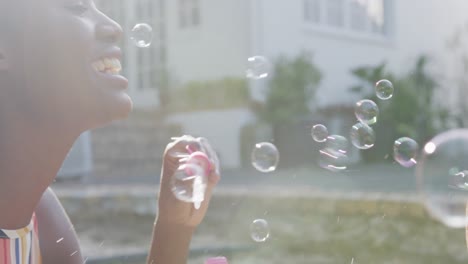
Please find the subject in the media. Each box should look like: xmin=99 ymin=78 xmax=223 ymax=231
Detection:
xmin=0 ymin=47 xmax=8 ymax=71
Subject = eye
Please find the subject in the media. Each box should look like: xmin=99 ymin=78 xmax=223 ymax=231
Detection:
xmin=66 ymin=1 xmax=89 ymax=15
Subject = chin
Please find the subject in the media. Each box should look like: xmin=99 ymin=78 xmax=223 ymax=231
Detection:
xmin=91 ymin=93 xmax=134 ymax=129
xmin=113 ymin=92 xmax=134 ymax=119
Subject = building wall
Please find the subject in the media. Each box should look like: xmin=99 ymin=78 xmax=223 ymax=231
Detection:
xmin=164 ymin=0 xmax=251 ymax=83
xmin=91 ymin=111 xmax=169 ymax=179
xmin=166 ymin=109 xmax=255 ymax=168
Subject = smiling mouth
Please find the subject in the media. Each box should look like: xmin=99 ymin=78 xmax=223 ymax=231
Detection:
xmin=91 ymin=57 xmax=122 ymax=75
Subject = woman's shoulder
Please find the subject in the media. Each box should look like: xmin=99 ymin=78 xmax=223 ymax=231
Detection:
xmin=35 ymin=187 xmax=85 ymax=263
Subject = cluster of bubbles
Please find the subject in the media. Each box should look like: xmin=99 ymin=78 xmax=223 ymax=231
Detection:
xmin=313 ymin=79 xmax=421 ymax=172
xmin=311 ymin=79 xmax=468 ymax=229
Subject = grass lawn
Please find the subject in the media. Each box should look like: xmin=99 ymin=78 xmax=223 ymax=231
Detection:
xmin=70 ymin=194 xmax=468 ymax=264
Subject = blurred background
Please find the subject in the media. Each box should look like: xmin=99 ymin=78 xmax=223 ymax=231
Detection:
xmin=53 ymin=0 xmax=468 ymax=263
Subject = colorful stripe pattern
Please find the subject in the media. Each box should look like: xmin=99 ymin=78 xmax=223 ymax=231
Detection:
xmin=0 ymin=214 xmax=42 ymax=264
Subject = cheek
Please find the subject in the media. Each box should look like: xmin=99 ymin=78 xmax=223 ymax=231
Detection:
xmin=50 ymin=20 xmax=95 ymax=85
xmin=13 ymin=24 xmax=100 ymax=126
xmin=25 ymin=17 xmax=96 ymax=101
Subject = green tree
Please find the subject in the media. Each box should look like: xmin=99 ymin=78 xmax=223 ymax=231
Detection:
xmin=261 ymin=51 xmax=322 ymax=125
xmin=257 ymin=51 xmax=322 ymax=167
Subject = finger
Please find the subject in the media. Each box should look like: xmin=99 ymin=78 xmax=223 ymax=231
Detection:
xmin=195 ymin=173 xmax=218 ymax=214
xmin=206 ymin=170 xmax=220 ymax=189
xmin=197 ymin=137 xmax=220 ymax=174
xmin=179 ymin=157 xmax=189 ymax=163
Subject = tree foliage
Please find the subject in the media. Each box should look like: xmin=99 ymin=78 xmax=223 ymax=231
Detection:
xmin=260 ymin=51 xmax=322 ymax=125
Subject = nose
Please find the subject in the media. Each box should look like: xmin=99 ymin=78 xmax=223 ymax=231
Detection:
xmin=95 ymin=14 xmax=123 ymax=43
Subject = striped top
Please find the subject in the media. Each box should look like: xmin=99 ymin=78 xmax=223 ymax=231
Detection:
xmin=0 ymin=213 xmax=42 ymax=264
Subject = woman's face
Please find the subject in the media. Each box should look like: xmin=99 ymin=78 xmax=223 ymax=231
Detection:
xmin=2 ymin=0 xmax=132 ymax=130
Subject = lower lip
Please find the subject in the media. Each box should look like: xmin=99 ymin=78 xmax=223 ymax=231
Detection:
xmin=95 ymin=70 xmax=129 ymax=89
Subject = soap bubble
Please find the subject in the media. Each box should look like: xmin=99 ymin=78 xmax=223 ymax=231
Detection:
xmin=251 ymin=142 xmax=279 ymax=173
xmin=311 ymin=124 xmax=328 ymax=143
xmin=375 ymin=79 xmax=394 ymax=100
xmin=250 ymin=219 xmax=270 ymax=242
xmin=355 ymin=99 xmax=379 ymax=125
xmin=246 ymin=56 xmax=270 ymax=80
xmin=319 ymin=135 xmax=349 ymax=172
xmin=130 ymin=23 xmax=153 ymax=48
xmin=326 ymin=135 xmax=349 ymax=153
xmin=171 ymin=163 xmax=207 ymax=205
xmin=394 ymin=137 xmax=419 ymax=168
xmin=417 ymin=129 xmax=468 ymax=228
xmin=350 ymin=122 xmax=376 ymax=150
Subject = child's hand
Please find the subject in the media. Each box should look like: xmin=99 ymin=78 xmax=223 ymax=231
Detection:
xmin=157 ymin=135 xmax=220 ymax=227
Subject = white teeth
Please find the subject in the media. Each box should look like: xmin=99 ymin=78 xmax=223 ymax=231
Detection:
xmin=103 ymin=58 xmax=112 ymax=68
xmin=92 ymin=57 xmax=121 ymax=75
xmin=96 ymin=61 xmax=105 ymax=72
xmin=114 ymin=59 xmax=122 ymax=71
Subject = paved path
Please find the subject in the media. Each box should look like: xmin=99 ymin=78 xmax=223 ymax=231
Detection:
xmin=53 ymin=163 xmax=420 ymax=202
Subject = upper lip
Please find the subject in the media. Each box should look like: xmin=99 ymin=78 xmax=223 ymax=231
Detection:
xmin=93 ymin=48 xmax=122 ymax=61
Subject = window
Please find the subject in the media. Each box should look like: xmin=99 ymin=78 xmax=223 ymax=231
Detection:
xmin=326 ymin=0 xmax=345 ymax=28
xmin=349 ymin=0 xmax=369 ymax=31
xmin=368 ymin=0 xmax=386 ymax=34
xmin=135 ymin=0 xmax=161 ymax=90
xmin=179 ymin=0 xmax=201 ymax=29
xmin=303 ymin=0 xmax=388 ymax=36
xmin=304 ymin=0 xmax=321 ymax=24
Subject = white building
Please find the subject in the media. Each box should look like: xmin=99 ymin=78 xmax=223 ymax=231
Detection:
xmin=95 ymin=0 xmax=468 ymax=169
